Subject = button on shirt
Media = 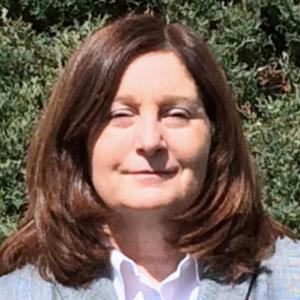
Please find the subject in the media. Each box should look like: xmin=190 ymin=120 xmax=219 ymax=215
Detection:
xmin=110 ymin=250 xmax=201 ymax=300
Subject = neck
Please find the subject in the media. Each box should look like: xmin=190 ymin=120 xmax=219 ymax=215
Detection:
xmin=105 ymin=211 xmax=184 ymax=283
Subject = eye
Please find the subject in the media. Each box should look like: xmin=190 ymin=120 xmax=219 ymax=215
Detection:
xmin=165 ymin=108 xmax=191 ymax=119
xmin=162 ymin=107 xmax=192 ymax=128
xmin=109 ymin=109 xmax=134 ymax=118
xmin=108 ymin=109 xmax=135 ymax=127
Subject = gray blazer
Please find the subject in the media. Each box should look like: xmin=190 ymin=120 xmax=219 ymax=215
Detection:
xmin=0 ymin=237 xmax=299 ymax=300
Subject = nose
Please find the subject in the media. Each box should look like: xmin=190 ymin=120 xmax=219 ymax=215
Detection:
xmin=135 ymin=116 xmax=166 ymax=156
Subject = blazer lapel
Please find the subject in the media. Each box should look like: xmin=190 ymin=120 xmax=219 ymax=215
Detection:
xmin=80 ymin=278 xmax=118 ymax=300
xmin=195 ymin=264 xmax=255 ymax=300
xmin=53 ymin=277 xmax=118 ymax=300
xmin=52 ymin=262 xmax=255 ymax=300
xmin=195 ymin=277 xmax=254 ymax=300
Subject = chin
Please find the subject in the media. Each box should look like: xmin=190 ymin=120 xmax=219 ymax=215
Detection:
xmin=113 ymin=190 xmax=188 ymax=213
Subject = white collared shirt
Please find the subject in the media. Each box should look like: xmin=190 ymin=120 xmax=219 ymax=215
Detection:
xmin=110 ymin=249 xmax=201 ymax=300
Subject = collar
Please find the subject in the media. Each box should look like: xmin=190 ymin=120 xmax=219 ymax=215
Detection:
xmin=110 ymin=249 xmax=202 ymax=299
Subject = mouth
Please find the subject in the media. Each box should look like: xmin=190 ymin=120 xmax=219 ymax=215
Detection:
xmin=125 ymin=168 xmax=177 ymax=175
xmin=122 ymin=167 xmax=178 ymax=178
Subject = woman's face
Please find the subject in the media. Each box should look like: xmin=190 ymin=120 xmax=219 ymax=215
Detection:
xmin=89 ymin=51 xmax=211 ymax=217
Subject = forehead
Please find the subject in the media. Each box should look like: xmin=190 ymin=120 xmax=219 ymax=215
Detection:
xmin=114 ymin=51 xmax=198 ymax=103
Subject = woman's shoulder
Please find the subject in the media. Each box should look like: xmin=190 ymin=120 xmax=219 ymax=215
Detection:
xmin=0 ymin=265 xmax=53 ymax=299
xmin=0 ymin=264 xmax=117 ymax=300
xmin=257 ymin=236 xmax=300 ymax=299
xmin=264 ymin=236 xmax=300 ymax=268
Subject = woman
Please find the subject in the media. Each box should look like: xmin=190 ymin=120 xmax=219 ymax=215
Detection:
xmin=0 ymin=15 xmax=299 ymax=300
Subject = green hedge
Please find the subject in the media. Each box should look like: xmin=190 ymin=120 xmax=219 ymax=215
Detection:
xmin=0 ymin=0 xmax=299 ymax=241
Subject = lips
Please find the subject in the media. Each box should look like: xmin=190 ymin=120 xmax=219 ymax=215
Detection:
xmin=123 ymin=168 xmax=177 ymax=184
xmin=123 ymin=167 xmax=178 ymax=175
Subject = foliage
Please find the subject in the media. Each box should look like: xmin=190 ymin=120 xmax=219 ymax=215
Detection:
xmin=1 ymin=0 xmax=166 ymax=32
xmin=0 ymin=0 xmax=299 ymax=241
xmin=0 ymin=14 xmax=106 ymax=239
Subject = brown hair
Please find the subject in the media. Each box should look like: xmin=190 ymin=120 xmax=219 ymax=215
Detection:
xmin=0 ymin=14 xmax=294 ymax=287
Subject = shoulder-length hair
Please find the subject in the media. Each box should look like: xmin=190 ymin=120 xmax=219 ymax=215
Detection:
xmin=0 ymin=14 xmax=294 ymax=287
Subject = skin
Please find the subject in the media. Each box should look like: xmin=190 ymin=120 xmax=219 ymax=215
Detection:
xmin=89 ymin=51 xmax=211 ymax=283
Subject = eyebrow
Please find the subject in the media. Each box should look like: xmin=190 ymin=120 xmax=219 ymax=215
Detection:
xmin=112 ymin=94 xmax=203 ymax=108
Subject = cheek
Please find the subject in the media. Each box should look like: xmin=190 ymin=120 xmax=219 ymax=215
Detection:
xmin=181 ymin=141 xmax=211 ymax=199
xmin=173 ymin=127 xmax=211 ymax=191
xmin=174 ymin=129 xmax=211 ymax=165
xmin=89 ymin=138 xmax=121 ymax=204
xmin=185 ymin=141 xmax=210 ymax=163
xmin=90 ymin=139 xmax=106 ymax=171
xmin=90 ymin=129 xmax=128 ymax=168
xmin=88 ymin=132 xmax=115 ymax=190
xmin=91 ymin=142 xmax=117 ymax=175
